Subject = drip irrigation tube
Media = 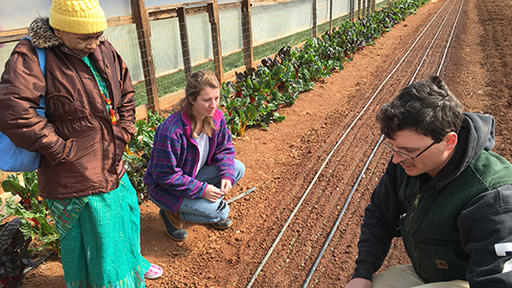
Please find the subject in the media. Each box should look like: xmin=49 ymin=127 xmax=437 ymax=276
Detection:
xmin=437 ymin=0 xmax=465 ymax=75
xmin=301 ymin=0 xmax=464 ymax=285
xmin=245 ymin=0 xmax=452 ymax=286
xmin=302 ymin=135 xmax=384 ymax=288
xmin=227 ymin=187 xmax=256 ymax=204
xmin=410 ymin=0 xmax=457 ymax=82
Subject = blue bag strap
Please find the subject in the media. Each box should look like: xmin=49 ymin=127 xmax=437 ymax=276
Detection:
xmin=35 ymin=46 xmax=46 ymax=110
xmin=23 ymin=37 xmax=46 ymax=113
xmin=35 ymin=47 xmax=46 ymax=77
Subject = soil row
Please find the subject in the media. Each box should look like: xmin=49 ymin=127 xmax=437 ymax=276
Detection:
xmin=23 ymin=0 xmax=512 ymax=286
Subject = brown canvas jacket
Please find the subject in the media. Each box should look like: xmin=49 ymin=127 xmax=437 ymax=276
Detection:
xmin=0 ymin=18 xmax=136 ymax=199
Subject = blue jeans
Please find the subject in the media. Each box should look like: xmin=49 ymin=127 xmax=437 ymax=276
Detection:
xmin=178 ymin=159 xmax=245 ymax=224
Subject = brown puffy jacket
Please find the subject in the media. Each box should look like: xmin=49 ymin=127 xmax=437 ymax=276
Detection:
xmin=0 ymin=18 xmax=136 ymax=199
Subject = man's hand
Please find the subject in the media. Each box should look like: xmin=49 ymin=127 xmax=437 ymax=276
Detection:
xmin=220 ymin=179 xmax=232 ymax=194
xmin=345 ymin=278 xmax=372 ymax=288
xmin=204 ymin=184 xmax=224 ymax=202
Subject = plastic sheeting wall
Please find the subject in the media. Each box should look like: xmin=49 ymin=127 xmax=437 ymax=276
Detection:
xmin=0 ymin=0 xmax=385 ymax=82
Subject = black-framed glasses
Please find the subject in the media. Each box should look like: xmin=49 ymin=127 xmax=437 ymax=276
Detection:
xmin=382 ymin=138 xmax=437 ymax=161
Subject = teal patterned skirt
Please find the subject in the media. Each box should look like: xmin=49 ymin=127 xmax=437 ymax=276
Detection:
xmin=47 ymin=173 xmax=150 ymax=288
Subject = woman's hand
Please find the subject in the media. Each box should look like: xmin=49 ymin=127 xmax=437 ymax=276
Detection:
xmin=220 ymin=179 xmax=232 ymax=194
xmin=204 ymin=184 xmax=224 ymax=202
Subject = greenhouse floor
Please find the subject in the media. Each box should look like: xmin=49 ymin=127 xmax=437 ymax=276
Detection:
xmin=23 ymin=0 xmax=512 ymax=286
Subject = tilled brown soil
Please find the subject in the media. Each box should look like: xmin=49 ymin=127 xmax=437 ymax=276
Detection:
xmin=24 ymin=0 xmax=512 ymax=286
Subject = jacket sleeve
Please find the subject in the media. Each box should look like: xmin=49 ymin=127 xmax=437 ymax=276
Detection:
xmin=147 ymin=122 xmax=206 ymax=199
xmin=0 ymin=40 xmax=70 ymax=165
xmin=458 ymin=184 xmax=512 ymax=287
xmin=212 ymin=113 xmax=236 ymax=183
xmin=109 ymin=41 xmax=136 ymax=142
xmin=352 ymin=160 xmax=404 ymax=280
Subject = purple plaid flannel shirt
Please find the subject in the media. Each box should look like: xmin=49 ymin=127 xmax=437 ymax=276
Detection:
xmin=144 ymin=109 xmax=236 ymax=212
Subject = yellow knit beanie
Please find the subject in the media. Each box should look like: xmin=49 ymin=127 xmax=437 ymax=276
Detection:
xmin=50 ymin=0 xmax=107 ymax=34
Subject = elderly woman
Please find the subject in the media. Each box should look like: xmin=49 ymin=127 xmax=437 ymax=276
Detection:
xmin=0 ymin=0 xmax=162 ymax=286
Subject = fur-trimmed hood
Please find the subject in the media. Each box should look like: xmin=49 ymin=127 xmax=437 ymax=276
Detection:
xmin=28 ymin=17 xmax=105 ymax=49
xmin=28 ymin=17 xmax=63 ymax=49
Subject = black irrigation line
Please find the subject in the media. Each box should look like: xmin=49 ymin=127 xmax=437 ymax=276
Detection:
xmin=437 ymin=0 xmax=465 ymax=75
xmin=245 ymin=0 xmax=452 ymax=287
xmin=302 ymin=0 xmax=464 ymax=285
xmin=410 ymin=0 xmax=457 ymax=82
xmin=303 ymin=134 xmax=384 ymax=287
xmin=228 ymin=187 xmax=257 ymax=204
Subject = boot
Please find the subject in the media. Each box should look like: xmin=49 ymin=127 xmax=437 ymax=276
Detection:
xmin=211 ymin=218 xmax=233 ymax=230
xmin=159 ymin=209 xmax=187 ymax=241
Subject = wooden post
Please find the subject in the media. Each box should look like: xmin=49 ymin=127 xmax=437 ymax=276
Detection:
xmin=312 ymin=0 xmax=317 ymax=37
xmin=207 ymin=0 xmax=224 ymax=83
xmin=177 ymin=7 xmax=192 ymax=79
xmin=366 ymin=0 xmax=371 ymax=16
xmin=241 ymin=0 xmax=254 ymax=69
xmin=328 ymin=0 xmax=333 ymax=33
xmin=131 ymin=0 xmax=159 ymax=111
xmin=358 ymin=0 xmax=362 ymax=19
xmin=350 ymin=0 xmax=355 ymax=22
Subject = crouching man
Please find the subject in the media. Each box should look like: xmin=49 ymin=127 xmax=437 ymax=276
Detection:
xmin=345 ymin=76 xmax=512 ymax=288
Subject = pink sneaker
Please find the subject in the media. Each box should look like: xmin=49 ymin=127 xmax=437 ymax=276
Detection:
xmin=144 ymin=263 xmax=163 ymax=280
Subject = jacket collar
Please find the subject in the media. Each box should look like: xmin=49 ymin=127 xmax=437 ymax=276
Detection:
xmin=180 ymin=109 xmax=222 ymax=138
xmin=28 ymin=17 xmax=106 ymax=49
xmin=423 ymin=113 xmax=495 ymax=190
xmin=28 ymin=17 xmax=109 ymax=78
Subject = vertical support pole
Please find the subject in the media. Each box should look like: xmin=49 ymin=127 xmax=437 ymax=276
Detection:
xmin=358 ymin=0 xmax=362 ymax=19
xmin=373 ymin=0 xmax=376 ymax=12
xmin=350 ymin=0 xmax=355 ymax=22
xmin=366 ymin=0 xmax=371 ymax=16
xmin=328 ymin=0 xmax=333 ymax=33
xmin=131 ymin=0 xmax=159 ymax=111
xmin=177 ymin=7 xmax=192 ymax=79
xmin=241 ymin=0 xmax=254 ymax=69
xmin=312 ymin=0 xmax=317 ymax=37
xmin=207 ymin=0 xmax=224 ymax=83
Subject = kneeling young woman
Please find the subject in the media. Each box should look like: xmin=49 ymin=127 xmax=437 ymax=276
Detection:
xmin=144 ymin=70 xmax=245 ymax=241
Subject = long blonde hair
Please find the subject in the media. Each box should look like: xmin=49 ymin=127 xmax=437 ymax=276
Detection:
xmin=174 ymin=70 xmax=220 ymax=137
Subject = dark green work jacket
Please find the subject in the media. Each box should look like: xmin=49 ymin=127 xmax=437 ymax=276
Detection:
xmin=398 ymin=150 xmax=512 ymax=282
